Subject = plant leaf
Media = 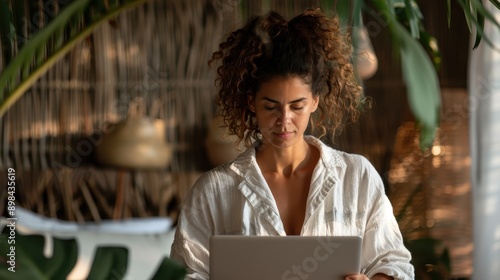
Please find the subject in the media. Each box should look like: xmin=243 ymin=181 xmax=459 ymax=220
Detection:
xmin=151 ymin=257 xmax=187 ymax=280
xmin=471 ymin=0 xmax=500 ymax=30
xmin=419 ymin=30 xmax=442 ymax=70
xmin=353 ymin=0 xmax=364 ymax=27
xmin=419 ymin=121 xmax=437 ymax=151
xmin=0 ymin=230 xmax=78 ymax=279
xmin=469 ymin=0 xmax=484 ymax=49
xmin=0 ymin=0 xmax=149 ymax=118
xmin=404 ymin=0 xmax=420 ymax=38
xmin=394 ymin=23 xmax=441 ymax=149
xmin=490 ymin=0 xmax=500 ymax=10
xmin=334 ymin=0 xmax=351 ymax=29
xmin=461 ymin=0 xmax=474 ymax=32
xmin=386 ymin=0 xmax=397 ymax=17
xmin=459 ymin=0 xmax=500 ymax=49
xmin=372 ymin=0 xmax=441 ymax=149
xmin=0 ymin=0 xmax=90 ymax=102
xmin=87 ymin=247 xmax=129 ymax=280
xmin=457 ymin=0 xmax=500 ymax=50
xmin=473 ymin=3 xmax=485 ymax=49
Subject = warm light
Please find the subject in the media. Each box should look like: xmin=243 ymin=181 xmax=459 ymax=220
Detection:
xmin=454 ymin=183 xmax=471 ymax=195
xmin=432 ymin=145 xmax=443 ymax=156
xmin=388 ymin=165 xmax=408 ymax=184
xmin=428 ymin=209 xmax=456 ymax=220
xmin=429 ymin=38 xmax=438 ymax=52
xmin=432 ymin=157 xmax=442 ymax=168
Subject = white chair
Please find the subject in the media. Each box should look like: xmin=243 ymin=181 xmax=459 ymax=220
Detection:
xmin=1 ymin=207 xmax=174 ymax=279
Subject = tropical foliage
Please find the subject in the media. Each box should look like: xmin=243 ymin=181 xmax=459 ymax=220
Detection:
xmin=0 ymin=0 xmax=148 ymax=117
xmin=0 ymin=229 xmax=186 ymax=280
xmin=331 ymin=0 xmax=500 ymax=148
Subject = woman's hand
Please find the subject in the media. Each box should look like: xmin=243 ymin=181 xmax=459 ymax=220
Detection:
xmin=345 ymin=273 xmax=394 ymax=280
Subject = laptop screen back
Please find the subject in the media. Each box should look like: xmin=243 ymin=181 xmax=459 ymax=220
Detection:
xmin=210 ymin=235 xmax=362 ymax=280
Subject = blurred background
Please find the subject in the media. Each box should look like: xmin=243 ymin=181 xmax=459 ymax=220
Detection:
xmin=0 ymin=0 xmax=499 ymax=279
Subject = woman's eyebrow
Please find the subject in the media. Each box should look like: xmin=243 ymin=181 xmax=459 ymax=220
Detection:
xmin=262 ymin=97 xmax=307 ymax=104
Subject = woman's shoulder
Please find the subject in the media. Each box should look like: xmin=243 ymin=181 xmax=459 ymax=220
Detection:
xmin=310 ymin=137 xmax=375 ymax=171
xmin=191 ymin=163 xmax=241 ymax=191
xmin=180 ymin=163 xmax=243 ymax=208
xmin=188 ymin=145 xmax=254 ymax=198
xmin=318 ymin=147 xmax=386 ymax=203
xmin=312 ymin=139 xmax=382 ymax=185
xmin=335 ymin=149 xmax=379 ymax=176
xmin=331 ymin=149 xmax=374 ymax=170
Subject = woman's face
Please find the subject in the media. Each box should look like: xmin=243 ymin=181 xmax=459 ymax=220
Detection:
xmin=249 ymin=76 xmax=319 ymax=149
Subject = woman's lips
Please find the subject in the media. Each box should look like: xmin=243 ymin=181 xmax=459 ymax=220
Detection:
xmin=274 ymin=131 xmax=294 ymax=138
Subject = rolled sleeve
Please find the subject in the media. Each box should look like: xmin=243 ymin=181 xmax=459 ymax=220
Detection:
xmin=170 ymin=177 xmax=214 ymax=280
xmin=362 ymin=186 xmax=414 ymax=279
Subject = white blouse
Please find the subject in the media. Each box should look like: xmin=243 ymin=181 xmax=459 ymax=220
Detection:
xmin=170 ymin=136 xmax=414 ymax=280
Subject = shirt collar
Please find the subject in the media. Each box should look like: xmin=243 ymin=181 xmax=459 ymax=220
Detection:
xmin=228 ymin=135 xmax=346 ymax=235
xmin=303 ymin=135 xmax=346 ymax=170
xmin=229 ymin=135 xmax=346 ymax=178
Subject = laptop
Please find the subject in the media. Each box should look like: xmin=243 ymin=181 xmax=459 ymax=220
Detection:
xmin=210 ymin=235 xmax=362 ymax=280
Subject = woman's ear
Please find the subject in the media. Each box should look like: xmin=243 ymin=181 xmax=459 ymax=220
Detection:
xmin=311 ymin=95 xmax=319 ymax=112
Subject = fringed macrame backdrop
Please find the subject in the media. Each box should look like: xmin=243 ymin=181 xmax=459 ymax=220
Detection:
xmin=0 ymin=0 xmax=336 ymax=222
xmin=0 ymin=0 xmax=227 ymax=221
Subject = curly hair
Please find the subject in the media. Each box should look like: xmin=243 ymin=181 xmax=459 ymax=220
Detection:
xmin=209 ymin=8 xmax=365 ymax=147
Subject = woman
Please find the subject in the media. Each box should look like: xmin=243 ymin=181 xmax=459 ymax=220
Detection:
xmin=171 ymin=8 xmax=414 ymax=280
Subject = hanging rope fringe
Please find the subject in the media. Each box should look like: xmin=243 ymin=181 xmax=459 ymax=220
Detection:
xmin=0 ymin=0 xmax=327 ymax=221
xmin=0 ymin=0 xmax=226 ymax=221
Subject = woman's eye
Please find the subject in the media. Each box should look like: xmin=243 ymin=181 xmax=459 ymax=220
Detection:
xmin=292 ymin=107 xmax=304 ymax=111
xmin=264 ymin=106 xmax=276 ymax=110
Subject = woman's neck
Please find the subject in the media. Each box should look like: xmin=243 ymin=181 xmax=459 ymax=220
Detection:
xmin=256 ymin=139 xmax=315 ymax=178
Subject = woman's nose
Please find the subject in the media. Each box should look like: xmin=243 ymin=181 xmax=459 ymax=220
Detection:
xmin=275 ymin=108 xmax=292 ymax=125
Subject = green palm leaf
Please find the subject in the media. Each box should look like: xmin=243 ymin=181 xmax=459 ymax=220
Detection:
xmin=372 ymin=0 xmax=441 ymax=149
xmin=457 ymin=0 xmax=500 ymax=49
xmin=0 ymin=0 xmax=149 ymax=118
xmin=490 ymin=0 xmax=500 ymax=10
xmin=396 ymin=23 xmax=441 ymax=149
